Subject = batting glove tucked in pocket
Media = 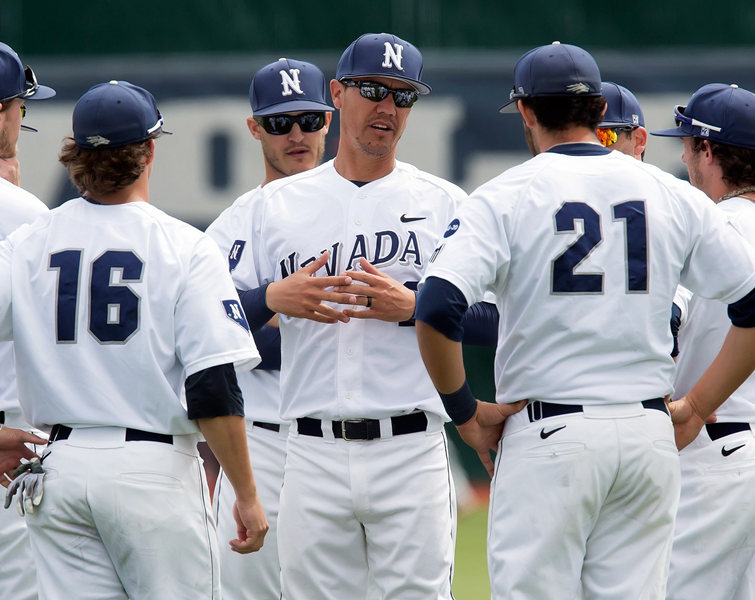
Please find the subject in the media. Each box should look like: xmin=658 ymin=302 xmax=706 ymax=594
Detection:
xmin=4 ymin=456 xmax=45 ymax=516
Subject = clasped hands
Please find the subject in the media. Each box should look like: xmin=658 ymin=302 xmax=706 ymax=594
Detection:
xmin=265 ymin=253 xmax=415 ymax=324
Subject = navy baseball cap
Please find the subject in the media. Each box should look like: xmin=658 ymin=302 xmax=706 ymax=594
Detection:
xmin=0 ymin=42 xmax=55 ymax=103
xmin=336 ymin=33 xmax=431 ymax=94
xmin=73 ymin=80 xmax=171 ymax=149
xmin=651 ymin=83 xmax=755 ymax=151
xmin=499 ymin=42 xmax=601 ymax=113
xmin=250 ymin=58 xmax=334 ymax=116
xmin=599 ymin=82 xmax=645 ymax=128
xmin=1 ymin=42 xmax=56 ymax=132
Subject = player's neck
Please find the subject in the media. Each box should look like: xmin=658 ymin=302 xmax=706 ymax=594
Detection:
xmin=537 ymin=126 xmax=601 ymax=153
xmin=86 ymin=173 xmax=150 ymax=205
xmin=333 ymin=147 xmax=396 ymax=183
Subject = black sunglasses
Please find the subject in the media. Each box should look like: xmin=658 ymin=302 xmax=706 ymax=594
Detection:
xmin=254 ymin=112 xmax=327 ymax=135
xmin=340 ymin=79 xmax=419 ymax=109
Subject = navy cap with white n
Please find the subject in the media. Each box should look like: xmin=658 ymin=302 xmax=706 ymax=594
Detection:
xmin=73 ymin=80 xmax=171 ymax=149
xmin=651 ymin=83 xmax=755 ymax=151
xmin=336 ymin=33 xmax=431 ymax=95
xmin=599 ymin=82 xmax=645 ymax=128
xmin=250 ymin=58 xmax=334 ymax=116
xmin=499 ymin=42 xmax=601 ymax=113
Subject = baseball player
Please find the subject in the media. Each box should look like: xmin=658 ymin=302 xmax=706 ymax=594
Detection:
xmin=231 ymin=33 xmax=465 ymax=599
xmin=651 ymin=83 xmax=755 ymax=600
xmin=0 ymin=80 xmax=268 ymax=600
xmin=0 ymin=40 xmax=55 ymax=600
xmin=206 ymin=57 xmax=333 ymax=600
xmin=414 ymin=42 xmax=755 ymax=600
xmin=596 ymin=81 xmax=647 ymax=160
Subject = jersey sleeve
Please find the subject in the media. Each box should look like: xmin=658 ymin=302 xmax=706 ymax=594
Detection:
xmin=679 ymin=194 xmax=755 ymax=303
xmin=422 ymin=188 xmax=511 ymax=307
xmin=0 ymin=239 xmax=12 ymax=342
xmin=174 ymin=234 xmax=261 ymax=377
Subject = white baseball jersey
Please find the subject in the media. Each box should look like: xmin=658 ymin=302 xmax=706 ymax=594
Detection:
xmin=0 ymin=197 xmax=260 ymax=434
xmin=424 ymin=146 xmax=755 ymax=405
xmin=673 ymin=195 xmax=755 ymax=420
xmin=206 ymin=185 xmax=282 ymax=424
xmin=243 ymin=159 xmax=466 ymax=421
xmin=0 ymin=178 xmax=47 ymax=600
xmin=0 ymin=178 xmax=47 ymax=414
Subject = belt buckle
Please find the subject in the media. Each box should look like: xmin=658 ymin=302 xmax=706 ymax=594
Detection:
xmin=341 ymin=418 xmax=369 ymax=442
xmin=529 ymin=401 xmax=543 ymax=422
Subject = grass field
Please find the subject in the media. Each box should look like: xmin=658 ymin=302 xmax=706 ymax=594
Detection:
xmin=453 ymin=503 xmax=491 ymax=599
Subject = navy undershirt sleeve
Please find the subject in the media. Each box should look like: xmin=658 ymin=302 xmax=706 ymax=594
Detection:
xmin=237 ymin=284 xmax=275 ymax=332
xmin=461 ymin=302 xmax=499 ymax=347
xmin=728 ymin=286 xmax=755 ymax=327
xmin=415 ymin=277 xmax=469 ymax=341
xmin=185 ymin=363 xmax=244 ymax=419
xmin=253 ymin=325 xmax=282 ymax=371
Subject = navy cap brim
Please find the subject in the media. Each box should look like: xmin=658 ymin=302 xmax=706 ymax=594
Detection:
xmin=253 ymin=99 xmax=334 ymax=117
xmin=649 ymin=126 xmax=689 ymax=138
xmin=498 ymin=98 xmax=520 ymax=114
xmin=26 ymin=84 xmax=56 ymax=100
xmin=599 ymin=120 xmax=640 ymax=128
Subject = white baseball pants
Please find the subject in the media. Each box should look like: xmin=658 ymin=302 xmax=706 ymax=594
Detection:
xmin=489 ymin=402 xmax=680 ymax=600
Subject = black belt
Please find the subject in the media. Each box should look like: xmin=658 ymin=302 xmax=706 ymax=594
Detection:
xmin=49 ymin=424 xmax=173 ymax=445
xmin=527 ymin=398 xmax=668 ymax=422
xmin=297 ymin=411 xmax=429 ymax=441
xmin=252 ymin=421 xmax=281 ymax=433
xmin=706 ymin=422 xmax=750 ymax=441
xmin=0 ymin=410 xmax=4 ymax=425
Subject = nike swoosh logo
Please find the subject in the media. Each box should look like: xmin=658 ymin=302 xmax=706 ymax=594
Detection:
xmin=722 ymin=443 xmax=746 ymax=457
xmin=540 ymin=425 xmax=566 ymax=439
xmin=400 ymin=214 xmax=427 ymax=223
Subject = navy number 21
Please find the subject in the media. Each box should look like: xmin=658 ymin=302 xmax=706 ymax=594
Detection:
xmin=49 ymin=250 xmax=143 ymax=343
xmin=551 ymin=201 xmax=647 ymax=294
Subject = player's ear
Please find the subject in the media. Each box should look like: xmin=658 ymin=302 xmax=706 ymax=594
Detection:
xmin=146 ymin=139 xmax=155 ymax=166
xmin=247 ymin=117 xmax=262 ymax=141
xmin=322 ymin=111 xmax=333 ymax=134
xmin=517 ymin=100 xmax=537 ymax=128
xmin=330 ymin=79 xmax=344 ymax=109
xmin=633 ymin=127 xmax=648 ymax=158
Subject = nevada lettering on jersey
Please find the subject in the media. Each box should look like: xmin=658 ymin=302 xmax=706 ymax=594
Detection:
xmin=279 ymin=230 xmax=422 ymax=278
xmin=382 ymin=43 xmax=404 ymax=71
xmin=280 ymin=69 xmax=303 ymax=96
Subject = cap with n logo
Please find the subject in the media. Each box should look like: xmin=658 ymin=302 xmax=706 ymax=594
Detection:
xmin=336 ymin=33 xmax=431 ymax=95
xmin=250 ymin=58 xmax=334 ymax=117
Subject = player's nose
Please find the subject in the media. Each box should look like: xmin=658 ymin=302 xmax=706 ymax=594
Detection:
xmin=375 ymin=96 xmax=397 ymax=115
xmin=287 ymin=123 xmax=305 ymax=142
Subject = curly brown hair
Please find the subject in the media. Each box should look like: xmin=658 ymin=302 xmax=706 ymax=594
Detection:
xmin=520 ymin=96 xmax=607 ymax=132
xmin=58 ymin=137 xmax=153 ymax=197
xmin=692 ymin=137 xmax=755 ymax=187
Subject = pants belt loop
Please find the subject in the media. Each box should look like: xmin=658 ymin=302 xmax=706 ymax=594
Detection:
xmin=378 ymin=417 xmax=394 ymax=439
xmin=321 ymin=419 xmax=336 ymax=441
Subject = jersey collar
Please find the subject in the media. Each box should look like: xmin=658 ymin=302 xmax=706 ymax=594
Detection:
xmin=545 ymin=142 xmax=611 ymax=156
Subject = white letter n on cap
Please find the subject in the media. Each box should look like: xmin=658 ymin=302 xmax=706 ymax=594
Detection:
xmin=280 ymin=69 xmax=303 ymax=96
xmin=382 ymin=42 xmax=404 ymax=71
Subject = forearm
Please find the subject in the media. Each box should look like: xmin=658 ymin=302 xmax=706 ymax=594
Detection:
xmin=687 ymin=325 xmax=755 ymax=417
xmin=416 ymin=321 xmax=466 ymax=393
xmin=197 ymin=415 xmax=258 ymax=502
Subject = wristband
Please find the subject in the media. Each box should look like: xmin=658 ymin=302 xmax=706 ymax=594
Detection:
xmin=439 ymin=379 xmax=477 ymax=425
